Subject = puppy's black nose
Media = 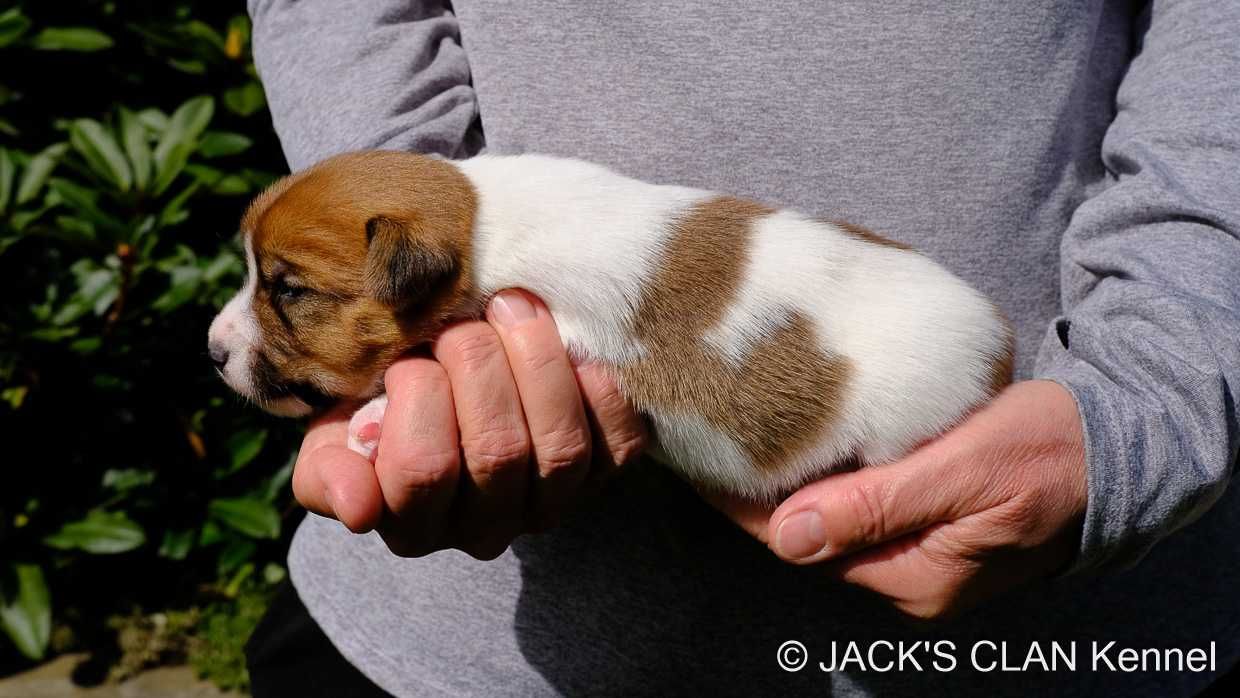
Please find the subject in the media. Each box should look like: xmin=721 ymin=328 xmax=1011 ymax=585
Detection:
xmin=208 ymin=342 xmax=229 ymax=371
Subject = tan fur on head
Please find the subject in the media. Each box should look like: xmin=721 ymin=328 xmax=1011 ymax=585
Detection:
xmin=239 ymin=151 xmax=477 ymax=405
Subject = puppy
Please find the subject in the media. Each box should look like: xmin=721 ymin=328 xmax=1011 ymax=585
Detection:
xmin=208 ymin=151 xmax=1011 ymax=501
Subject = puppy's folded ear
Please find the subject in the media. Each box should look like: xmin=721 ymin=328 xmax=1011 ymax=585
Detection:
xmin=363 ymin=215 xmax=458 ymax=306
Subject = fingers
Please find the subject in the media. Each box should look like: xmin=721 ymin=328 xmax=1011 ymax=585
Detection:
xmin=432 ymin=321 xmax=532 ymax=558
xmin=697 ymin=487 xmax=775 ymax=543
xmin=372 ymin=356 xmax=462 ymax=556
xmin=573 ymin=361 xmax=648 ymax=480
xmin=292 ymin=403 xmax=384 ymax=533
xmin=487 ymin=290 xmax=592 ymax=530
xmin=295 ymin=290 xmax=646 ymax=561
xmin=767 ymin=439 xmax=991 ymax=565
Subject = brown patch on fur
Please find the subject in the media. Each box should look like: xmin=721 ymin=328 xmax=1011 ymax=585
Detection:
xmin=243 ymin=151 xmax=478 ymax=401
xmin=615 ymin=196 xmax=852 ymax=470
xmin=831 ymin=220 xmax=913 ymax=251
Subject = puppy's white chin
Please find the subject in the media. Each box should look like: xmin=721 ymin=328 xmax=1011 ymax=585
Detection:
xmin=264 ymin=397 xmax=312 ymax=418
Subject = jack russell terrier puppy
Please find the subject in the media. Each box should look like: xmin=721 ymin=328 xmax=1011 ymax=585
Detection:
xmin=208 ymin=151 xmax=1012 ymax=501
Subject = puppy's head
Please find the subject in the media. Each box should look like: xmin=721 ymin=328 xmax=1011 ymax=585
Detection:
xmin=207 ymin=151 xmax=477 ymax=416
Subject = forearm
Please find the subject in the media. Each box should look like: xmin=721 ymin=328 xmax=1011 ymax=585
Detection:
xmin=1035 ymin=0 xmax=1240 ymax=571
xmin=248 ymin=0 xmax=482 ymax=170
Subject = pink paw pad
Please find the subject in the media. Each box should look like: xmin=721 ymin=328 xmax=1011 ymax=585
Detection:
xmin=356 ymin=422 xmax=381 ymax=443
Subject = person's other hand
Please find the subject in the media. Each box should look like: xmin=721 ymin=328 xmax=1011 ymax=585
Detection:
xmin=292 ymin=290 xmax=648 ymax=559
xmin=707 ymin=380 xmax=1088 ymax=619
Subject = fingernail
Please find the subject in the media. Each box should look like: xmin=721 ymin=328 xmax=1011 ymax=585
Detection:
xmin=490 ymin=291 xmax=537 ymax=327
xmin=774 ymin=510 xmax=828 ymax=561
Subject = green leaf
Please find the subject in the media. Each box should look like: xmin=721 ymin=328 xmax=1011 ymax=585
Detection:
xmin=260 ymin=456 xmax=296 ymax=502
xmin=0 ymin=147 xmax=14 ymax=214
xmin=30 ymin=27 xmax=114 ymax=52
xmin=27 ymin=327 xmax=78 ymax=342
xmin=1 ymin=385 xmax=28 ymax=409
xmin=43 ymin=510 xmax=146 ymax=554
xmin=219 ymin=543 xmax=257 ymax=579
xmin=159 ymin=529 xmax=195 ymax=561
xmin=152 ymin=96 xmax=214 ymax=195
xmin=198 ymin=131 xmax=253 ymax=158
xmin=0 ymin=8 xmax=31 ymax=48
xmin=136 ymin=108 xmax=169 ymax=134
xmin=17 ymin=143 xmax=68 ymax=205
xmin=51 ymin=215 xmax=97 ymax=243
xmin=168 ymin=57 xmax=207 ymax=75
xmin=184 ymin=19 xmax=226 ymax=50
xmin=208 ymin=497 xmax=280 ymax=540
xmin=204 ymin=249 xmax=242 ymax=283
xmin=0 ymin=564 xmax=51 ymax=661
xmin=211 ymin=175 xmax=250 ymax=195
xmin=47 ymin=177 xmax=126 ymax=236
xmin=71 ymin=337 xmax=103 ymax=355
xmin=51 ymin=259 xmax=118 ymax=325
xmin=198 ymin=520 xmax=224 ymax=547
xmin=69 ymin=119 xmax=132 ymax=191
xmin=118 ymin=108 xmax=152 ymax=191
xmin=102 ymin=468 xmax=155 ymax=491
xmin=151 ymin=265 xmax=202 ymax=312
xmin=223 ymin=81 xmax=265 ymax=117
xmin=263 ymin=563 xmax=287 ymax=586
xmin=158 ymin=180 xmax=201 ymax=228
xmin=224 ymin=428 xmax=267 ymax=474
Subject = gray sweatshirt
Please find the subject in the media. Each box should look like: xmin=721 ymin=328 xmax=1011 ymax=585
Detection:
xmin=248 ymin=1 xmax=1240 ymax=695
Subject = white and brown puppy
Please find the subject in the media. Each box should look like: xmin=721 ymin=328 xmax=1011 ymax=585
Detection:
xmin=208 ymin=151 xmax=1011 ymax=501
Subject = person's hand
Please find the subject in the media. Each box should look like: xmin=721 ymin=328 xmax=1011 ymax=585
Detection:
xmin=708 ymin=380 xmax=1088 ymax=619
xmin=292 ymin=290 xmax=648 ymax=559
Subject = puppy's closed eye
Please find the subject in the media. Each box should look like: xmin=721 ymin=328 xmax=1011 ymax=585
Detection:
xmin=272 ymin=276 xmax=310 ymax=305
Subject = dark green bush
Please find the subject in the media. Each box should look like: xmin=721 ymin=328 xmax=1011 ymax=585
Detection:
xmin=0 ymin=0 xmax=300 ymax=672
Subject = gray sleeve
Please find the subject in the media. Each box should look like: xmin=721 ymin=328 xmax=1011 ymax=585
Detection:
xmin=247 ymin=0 xmax=483 ymax=171
xmin=1033 ymin=0 xmax=1240 ymax=572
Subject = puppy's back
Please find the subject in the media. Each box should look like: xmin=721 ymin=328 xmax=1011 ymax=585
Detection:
xmin=460 ymin=155 xmax=1011 ymax=500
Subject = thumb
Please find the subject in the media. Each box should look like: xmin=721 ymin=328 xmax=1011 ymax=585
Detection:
xmin=766 ymin=440 xmax=996 ymax=564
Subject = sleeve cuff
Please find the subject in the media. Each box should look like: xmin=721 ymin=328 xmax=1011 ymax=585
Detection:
xmin=1032 ymin=316 xmax=1228 ymax=576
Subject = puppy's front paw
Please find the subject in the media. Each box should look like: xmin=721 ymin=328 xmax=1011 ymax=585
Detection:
xmin=347 ymin=394 xmax=389 ymax=463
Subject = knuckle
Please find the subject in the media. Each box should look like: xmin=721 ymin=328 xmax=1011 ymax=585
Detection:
xmin=461 ymin=427 xmax=530 ymax=478
xmin=604 ymin=429 xmax=648 ymax=468
xmin=515 ymin=343 xmax=561 ymax=375
xmin=384 ymin=360 xmax=449 ymax=397
xmin=447 ymin=328 xmax=505 ymax=373
xmin=534 ymin=426 xmax=591 ymax=475
xmin=377 ymin=447 xmax=459 ymax=492
xmin=843 ymin=483 xmax=889 ymax=546
xmin=585 ymin=371 xmax=627 ymax=411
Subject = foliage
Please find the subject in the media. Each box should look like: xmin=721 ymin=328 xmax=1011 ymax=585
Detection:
xmin=0 ymin=0 xmax=300 ymax=674
xmin=183 ymin=577 xmax=279 ymax=691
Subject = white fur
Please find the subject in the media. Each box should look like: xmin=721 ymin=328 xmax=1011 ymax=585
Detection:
xmin=456 ymin=154 xmax=713 ymax=364
xmin=452 ymin=155 xmax=1004 ymax=499
xmin=207 ymin=236 xmax=313 ymax=417
xmin=207 ymin=235 xmax=313 ymax=417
